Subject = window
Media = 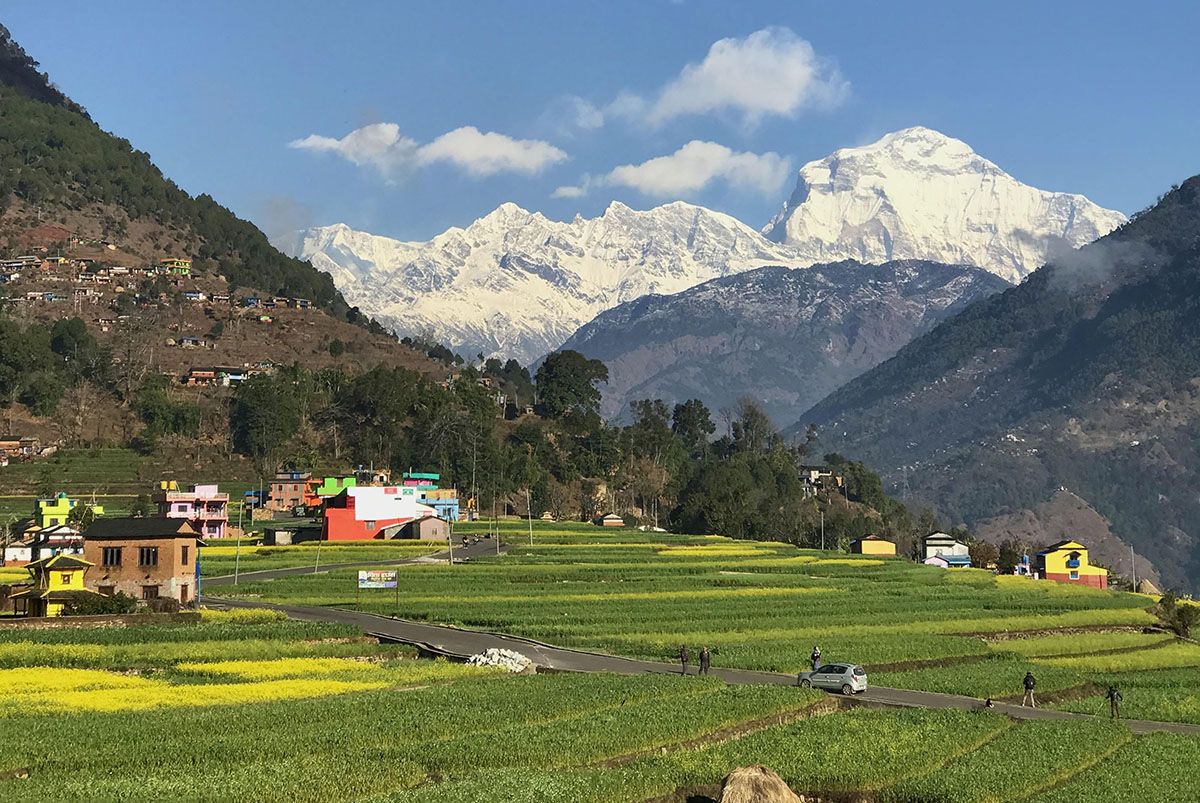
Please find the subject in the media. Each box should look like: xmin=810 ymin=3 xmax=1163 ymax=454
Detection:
xmin=365 ymin=520 xmax=376 ymax=530
xmin=102 ymin=547 xmax=122 ymax=566
xmin=1070 ymin=570 xmax=1079 ymax=580
xmin=138 ymin=547 xmax=159 ymax=567
xmin=181 ymin=545 xmax=190 ymax=566
xmin=60 ymin=572 xmax=74 ymax=585
xmin=175 ymin=504 xmax=188 ymax=513
xmin=97 ymin=585 xmax=115 ymax=596
xmin=141 ymin=585 xmax=159 ymax=599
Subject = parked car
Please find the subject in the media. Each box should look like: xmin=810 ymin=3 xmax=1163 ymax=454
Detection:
xmin=796 ymin=663 xmax=867 ymax=694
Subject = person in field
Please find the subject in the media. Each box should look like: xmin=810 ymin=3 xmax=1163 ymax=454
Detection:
xmin=1022 ymin=671 xmax=1037 ymax=707
xmin=811 ymin=646 xmax=821 ymax=671
xmin=679 ymin=644 xmax=689 ymax=675
xmin=699 ymin=646 xmax=711 ymax=675
xmin=1106 ymin=685 xmax=1122 ymax=719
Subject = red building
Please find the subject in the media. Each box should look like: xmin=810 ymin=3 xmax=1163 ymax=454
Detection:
xmin=322 ymin=486 xmax=435 ymax=541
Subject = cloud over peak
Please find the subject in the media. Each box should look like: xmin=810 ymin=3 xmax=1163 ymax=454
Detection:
xmin=559 ymin=27 xmax=848 ymax=131
xmin=289 ymin=123 xmax=566 ymax=180
xmin=556 ymin=141 xmax=791 ymax=199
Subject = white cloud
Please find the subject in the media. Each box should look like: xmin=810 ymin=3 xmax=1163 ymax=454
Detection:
xmin=289 ymin=123 xmax=566 ymax=180
xmin=585 ymin=27 xmax=846 ymax=130
xmin=416 ymin=127 xmax=566 ymax=177
xmin=551 ymin=183 xmax=587 ymax=199
xmin=603 ymin=141 xmax=791 ymax=197
xmin=288 ymin=123 xmax=418 ymax=175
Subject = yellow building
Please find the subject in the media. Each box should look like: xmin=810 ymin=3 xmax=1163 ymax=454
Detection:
xmin=850 ymin=534 xmax=897 ymax=556
xmin=35 ymin=493 xmax=104 ymax=528
xmin=10 ymin=555 xmax=101 ymax=617
xmin=1035 ymin=540 xmax=1108 ymax=589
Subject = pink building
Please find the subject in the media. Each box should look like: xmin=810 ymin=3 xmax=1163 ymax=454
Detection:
xmin=152 ymin=483 xmax=229 ymax=539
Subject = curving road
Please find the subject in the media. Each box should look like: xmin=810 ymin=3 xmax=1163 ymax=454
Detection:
xmin=200 ymin=547 xmax=1200 ymax=737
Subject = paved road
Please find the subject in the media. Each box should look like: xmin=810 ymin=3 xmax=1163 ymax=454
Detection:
xmin=201 ymin=551 xmax=1200 ymax=737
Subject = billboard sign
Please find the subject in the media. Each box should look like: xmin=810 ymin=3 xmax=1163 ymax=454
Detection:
xmin=358 ymin=570 xmax=398 ymax=589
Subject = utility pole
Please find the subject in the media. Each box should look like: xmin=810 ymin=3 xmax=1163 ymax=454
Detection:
xmin=821 ymin=510 xmax=825 ymax=551
xmin=527 ymin=487 xmax=533 ymax=547
xmin=233 ymin=503 xmax=243 ymax=584
xmin=447 ymin=518 xmax=455 ymax=565
xmin=1130 ymin=545 xmax=1137 ymax=589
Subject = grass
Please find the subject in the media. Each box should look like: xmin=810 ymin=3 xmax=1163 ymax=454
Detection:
xmin=1037 ymin=641 xmax=1200 ymax=672
xmin=985 ymin=631 xmax=1173 ymax=657
xmin=1028 ymin=732 xmax=1200 ymax=802
xmin=199 ymin=541 xmax=441 ymax=576
xmin=209 ymin=524 xmax=1156 ymax=689
xmin=879 ymin=719 xmax=1131 ymax=802
xmin=1052 ymin=668 xmax=1200 ymax=725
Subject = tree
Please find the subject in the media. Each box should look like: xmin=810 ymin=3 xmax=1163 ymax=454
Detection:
xmin=731 ymin=397 xmax=777 ymax=453
xmin=534 ymin=350 xmax=608 ymax=418
xmin=328 ymin=338 xmax=345 ymax=357
xmin=997 ymin=539 xmax=1024 ymax=575
xmin=129 ymin=494 xmax=152 ymax=518
xmin=231 ymin=375 xmax=301 ymax=475
xmin=968 ymin=541 xmax=1000 ymax=570
xmin=672 ymin=399 xmax=715 ymax=457
xmin=67 ymin=502 xmax=98 ymax=530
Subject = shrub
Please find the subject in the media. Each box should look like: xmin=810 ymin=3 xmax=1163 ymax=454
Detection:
xmin=64 ymin=591 xmax=139 ymax=616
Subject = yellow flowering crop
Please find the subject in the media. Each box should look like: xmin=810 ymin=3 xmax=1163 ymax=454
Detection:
xmin=0 ymin=666 xmax=144 ymax=695
xmin=176 ymin=656 xmax=377 ymax=680
xmin=198 ymin=607 xmax=288 ymax=624
xmin=412 ymin=586 xmax=841 ymax=605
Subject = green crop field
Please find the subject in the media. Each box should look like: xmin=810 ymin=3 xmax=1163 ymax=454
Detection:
xmin=5 ymin=523 xmax=1196 ymax=801
xmin=211 ymin=523 xmax=1161 ymax=689
xmin=199 ymin=541 xmax=442 ymax=577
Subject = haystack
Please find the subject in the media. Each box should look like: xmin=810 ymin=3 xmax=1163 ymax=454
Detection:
xmin=1138 ymin=578 xmax=1162 ymax=595
xmin=718 ymin=765 xmax=800 ymax=803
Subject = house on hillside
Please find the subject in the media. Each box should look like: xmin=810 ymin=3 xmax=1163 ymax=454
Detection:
xmin=162 ymin=258 xmax=191 ymax=275
xmin=35 ymin=493 xmax=103 ymax=529
xmin=1034 ymin=540 xmax=1108 ymax=589
xmin=152 ymin=482 xmax=228 ymax=539
xmin=322 ymin=486 xmax=435 ymax=541
xmin=268 ymin=470 xmax=312 ymax=512
xmin=9 ymin=554 xmax=102 ymax=617
xmin=923 ymin=532 xmax=971 ymax=567
xmin=83 ymin=518 xmax=204 ymax=604
xmin=0 ymin=435 xmax=40 ymax=457
xmin=849 ymin=534 xmax=896 ymax=556
xmin=597 ymin=513 xmax=624 ymax=528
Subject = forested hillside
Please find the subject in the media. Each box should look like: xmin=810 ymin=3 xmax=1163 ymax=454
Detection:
xmin=0 ymin=26 xmax=353 ymax=317
xmin=802 ymin=176 xmax=1200 ymax=591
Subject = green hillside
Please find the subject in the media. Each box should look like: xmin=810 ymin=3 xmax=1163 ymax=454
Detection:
xmin=0 ymin=25 xmax=354 ymax=320
xmin=801 ymin=177 xmax=1200 ymax=591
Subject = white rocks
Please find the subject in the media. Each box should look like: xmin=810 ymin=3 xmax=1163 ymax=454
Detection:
xmin=467 ymin=648 xmax=533 ymax=673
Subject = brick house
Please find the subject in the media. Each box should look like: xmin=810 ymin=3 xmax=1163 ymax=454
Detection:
xmin=83 ymin=519 xmax=205 ymax=605
xmin=269 ymin=470 xmax=312 ymax=512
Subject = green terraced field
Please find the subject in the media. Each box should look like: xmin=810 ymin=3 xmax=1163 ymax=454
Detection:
xmin=212 ymin=524 xmax=1158 ymax=686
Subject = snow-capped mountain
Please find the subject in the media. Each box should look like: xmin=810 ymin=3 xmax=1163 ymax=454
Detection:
xmin=278 ymin=201 xmax=805 ymax=363
xmin=277 ymin=127 xmax=1126 ymax=361
xmin=763 ymin=127 xmax=1127 ymax=283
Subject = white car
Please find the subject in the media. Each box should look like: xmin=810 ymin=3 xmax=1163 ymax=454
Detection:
xmin=796 ymin=663 xmax=868 ymax=694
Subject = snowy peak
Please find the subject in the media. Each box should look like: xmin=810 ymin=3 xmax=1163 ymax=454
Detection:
xmin=764 ymin=127 xmax=1126 ymax=283
xmin=278 ymin=202 xmax=805 ymax=364
xmin=277 ymin=126 xmax=1126 ymax=362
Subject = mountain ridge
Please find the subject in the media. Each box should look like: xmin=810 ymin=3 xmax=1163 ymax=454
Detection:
xmin=798 ymin=175 xmax=1200 ymax=591
xmin=558 ymin=259 xmax=1011 ymax=423
xmin=280 ymin=127 xmax=1125 ymax=361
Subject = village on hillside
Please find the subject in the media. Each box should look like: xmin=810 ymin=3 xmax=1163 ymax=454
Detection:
xmin=0 ymin=456 xmax=1133 ymax=619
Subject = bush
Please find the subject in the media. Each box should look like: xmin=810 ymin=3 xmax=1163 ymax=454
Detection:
xmin=64 ymin=591 xmax=139 ymax=616
xmin=145 ymin=597 xmax=182 ymax=614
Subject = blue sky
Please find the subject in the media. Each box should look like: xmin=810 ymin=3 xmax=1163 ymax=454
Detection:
xmin=6 ymin=1 xmax=1199 ymax=241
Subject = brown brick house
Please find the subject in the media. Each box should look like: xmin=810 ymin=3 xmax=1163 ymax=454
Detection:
xmin=82 ymin=519 xmax=205 ymax=605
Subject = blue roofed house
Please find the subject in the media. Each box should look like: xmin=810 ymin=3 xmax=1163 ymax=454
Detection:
xmin=923 ymin=532 xmax=971 ymax=568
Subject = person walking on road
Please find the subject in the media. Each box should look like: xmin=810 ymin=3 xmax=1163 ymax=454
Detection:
xmin=811 ymin=646 xmax=822 ymax=671
xmin=679 ymin=645 xmax=689 ymax=676
xmin=1106 ymin=685 xmax=1122 ymax=719
xmin=699 ymin=646 xmax=710 ymax=675
xmin=1022 ymin=671 xmax=1037 ymax=707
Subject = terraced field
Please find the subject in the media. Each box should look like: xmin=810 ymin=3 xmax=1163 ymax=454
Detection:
xmin=7 ymin=523 xmax=1197 ymax=800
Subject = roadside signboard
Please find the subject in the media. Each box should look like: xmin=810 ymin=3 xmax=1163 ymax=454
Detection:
xmin=358 ymin=570 xmax=398 ymax=589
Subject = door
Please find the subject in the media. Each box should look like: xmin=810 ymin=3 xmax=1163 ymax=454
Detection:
xmin=814 ymin=665 xmax=844 ymax=689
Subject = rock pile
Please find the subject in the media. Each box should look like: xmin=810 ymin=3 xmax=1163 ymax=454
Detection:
xmin=467 ymin=648 xmax=533 ymax=673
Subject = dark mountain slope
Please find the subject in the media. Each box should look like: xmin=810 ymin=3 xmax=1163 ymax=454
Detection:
xmin=801 ymin=177 xmax=1200 ymax=591
xmin=558 ymin=260 xmax=1010 ymax=423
